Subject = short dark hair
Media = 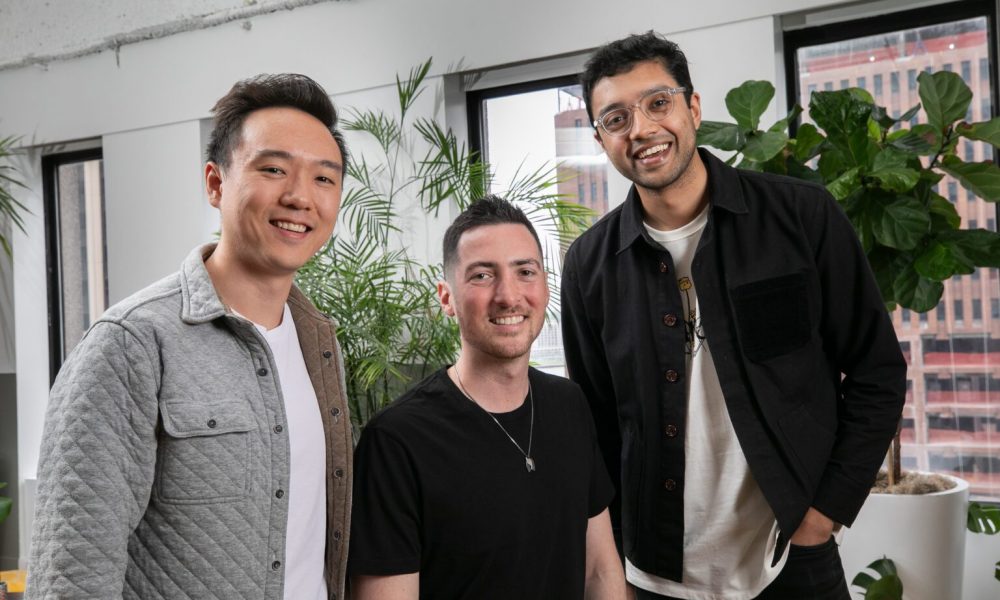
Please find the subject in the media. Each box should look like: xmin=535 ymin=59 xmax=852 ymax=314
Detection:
xmin=442 ymin=195 xmax=543 ymax=279
xmin=206 ymin=73 xmax=348 ymax=169
xmin=581 ymin=31 xmax=694 ymax=126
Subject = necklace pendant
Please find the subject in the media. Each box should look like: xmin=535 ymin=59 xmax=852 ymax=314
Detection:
xmin=525 ymin=457 xmax=536 ymax=473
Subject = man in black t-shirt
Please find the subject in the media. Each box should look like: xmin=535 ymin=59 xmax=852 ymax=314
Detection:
xmin=349 ymin=196 xmax=625 ymax=600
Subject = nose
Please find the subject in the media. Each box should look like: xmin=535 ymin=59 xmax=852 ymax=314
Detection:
xmin=280 ymin=171 xmax=312 ymax=209
xmin=628 ymin=107 xmax=659 ymax=140
xmin=492 ymin=274 xmax=518 ymax=307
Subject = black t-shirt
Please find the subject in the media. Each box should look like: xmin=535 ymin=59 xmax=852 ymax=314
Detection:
xmin=349 ymin=367 xmax=615 ymax=600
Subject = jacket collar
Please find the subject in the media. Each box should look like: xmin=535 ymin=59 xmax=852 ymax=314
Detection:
xmin=179 ymin=242 xmax=334 ymax=326
xmin=616 ymin=147 xmax=749 ymax=254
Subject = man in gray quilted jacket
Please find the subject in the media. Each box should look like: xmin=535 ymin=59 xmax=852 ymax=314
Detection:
xmin=28 ymin=74 xmax=353 ymax=600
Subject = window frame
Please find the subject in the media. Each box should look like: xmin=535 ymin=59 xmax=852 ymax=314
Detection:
xmin=42 ymin=147 xmax=107 ymax=385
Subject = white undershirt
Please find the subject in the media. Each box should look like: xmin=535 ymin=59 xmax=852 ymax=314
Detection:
xmin=628 ymin=206 xmax=787 ymax=600
xmin=255 ymin=304 xmax=328 ymax=600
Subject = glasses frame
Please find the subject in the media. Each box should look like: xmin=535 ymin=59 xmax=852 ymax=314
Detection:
xmin=593 ymin=87 xmax=688 ymax=136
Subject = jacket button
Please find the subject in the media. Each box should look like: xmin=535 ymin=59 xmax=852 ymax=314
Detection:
xmin=659 ymin=261 xmax=668 ymax=273
xmin=665 ymin=424 xmax=678 ymax=437
xmin=323 ymin=350 xmax=333 ymax=359
xmin=207 ymin=419 xmax=217 ymax=428
xmin=274 ymin=424 xmax=283 ymax=434
xmin=271 ymin=560 xmax=281 ymax=570
xmin=665 ymin=369 xmax=679 ymax=383
xmin=664 ymin=479 xmax=677 ymax=491
xmin=334 ymin=468 xmax=344 ymax=478
xmin=275 ymin=489 xmax=284 ymax=498
xmin=331 ymin=407 xmax=341 ymax=417
xmin=257 ymin=367 xmax=268 ymax=377
xmin=333 ymin=529 xmax=342 ymax=540
xmin=663 ymin=313 xmax=678 ymax=327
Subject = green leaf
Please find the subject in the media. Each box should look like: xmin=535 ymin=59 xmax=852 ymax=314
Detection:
xmin=870 ymin=195 xmax=930 ymax=250
xmin=888 ymin=124 xmax=939 ymax=155
xmin=918 ymin=70 xmax=973 ymax=133
xmin=768 ymin=104 xmax=802 ymax=133
xmin=869 ymin=167 xmax=921 ymax=193
xmin=826 ymin=167 xmax=862 ymax=201
xmin=0 ymin=495 xmax=9 ymax=524
xmin=936 ymin=228 xmax=1000 ymax=267
xmin=725 ymin=80 xmax=775 ymax=131
xmin=956 ymin=117 xmax=1000 ymax=146
xmin=968 ymin=501 xmax=1000 ymax=534
xmin=894 ymin=267 xmax=945 ymax=311
xmin=697 ymin=121 xmax=745 ymax=151
xmin=741 ymin=131 xmax=787 ymax=162
xmin=928 ymin=192 xmax=961 ymax=230
xmin=995 ymin=560 xmax=1000 ymax=582
xmin=851 ymin=557 xmax=903 ymax=600
xmin=914 ymin=241 xmax=971 ymax=280
xmin=939 ymin=155 xmax=1000 ymax=202
xmin=810 ymin=90 xmax=875 ymax=168
xmin=792 ymin=123 xmax=826 ymax=162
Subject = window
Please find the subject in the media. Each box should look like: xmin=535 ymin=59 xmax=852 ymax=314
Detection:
xmin=807 ymin=83 xmax=817 ymax=95
xmin=856 ymin=76 xmax=866 ymax=90
xmin=840 ymin=78 xmax=850 ymax=89
xmin=944 ymin=63 xmax=953 ymax=72
xmin=874 ymin=73 xmax=883 ymax=96
xmin=824 ymin=81 xmax=834 ymax=91
xmin=42 ymin=148 xmax=107 ymax=382
xmin=470 ymin=75 xmax=613 ymax=372
xmin=785 ymin=0 xmax=1000 ymax=501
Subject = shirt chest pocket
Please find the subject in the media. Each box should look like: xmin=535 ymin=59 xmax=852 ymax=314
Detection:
xmin=730 ymin=271 xmax=813 ymax=361
xmin=156 ymin=397 xmax=256 ymax=504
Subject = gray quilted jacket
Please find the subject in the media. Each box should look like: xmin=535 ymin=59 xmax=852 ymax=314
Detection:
xmin=28 ymin=244 xmax=353 ymax=600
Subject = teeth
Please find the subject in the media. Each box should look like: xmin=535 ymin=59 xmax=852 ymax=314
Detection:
xmin=274 ymin=221 xmax=307 ymax=233
xmin=638 ymin=143 xmax=670 ymax=159
xmin=493 ymin=316 xmax=525 ymax=325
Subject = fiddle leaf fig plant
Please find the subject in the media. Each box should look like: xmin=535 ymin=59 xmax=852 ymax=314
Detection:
xmin=697 ymin=71 xmax=1000 ymax=313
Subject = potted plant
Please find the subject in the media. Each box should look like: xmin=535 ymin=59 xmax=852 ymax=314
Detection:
xmin=296 ymin=60 xmax=593 ymax=435
xmin=697 ymin=71 xmax=1000 ymax=600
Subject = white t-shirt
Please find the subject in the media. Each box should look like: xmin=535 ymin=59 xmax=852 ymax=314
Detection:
xmin=627 ymin=206 xmax=788 ymax=600
xmin=255 ymin=304 xmax=328 ymax=600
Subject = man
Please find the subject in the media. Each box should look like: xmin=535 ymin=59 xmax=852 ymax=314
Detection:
xmin=561 ymin=32 xmax=906 ymax=600
xmin=28 ymin=74 xmax=353 ymax=600
xmin=348 ymin=196 xmax=626 ymax=600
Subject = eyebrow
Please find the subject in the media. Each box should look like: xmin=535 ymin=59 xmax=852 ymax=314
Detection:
xmin=252 ymin=148 xmax=343 ymax=173
xmin=597 ymin=85 xmax=673 ymax=115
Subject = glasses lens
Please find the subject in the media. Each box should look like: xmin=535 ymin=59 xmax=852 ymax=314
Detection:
xmin=642 ymin=91 xmax=675 ymax=119
xmin=600 ymin=109 xmax=630 ymax=135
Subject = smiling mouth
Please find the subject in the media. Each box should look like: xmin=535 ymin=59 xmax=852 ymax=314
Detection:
xmin=272 ymin=220 xmax=310 ymax=233
xmin=636 ymin=143 xmax=671 ymax=159
xmin=491 ymin=315 xmax=525 ymax=325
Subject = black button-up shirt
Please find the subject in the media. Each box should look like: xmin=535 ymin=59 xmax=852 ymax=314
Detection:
xmin=561 ymin=149 xmax=906 ymax=581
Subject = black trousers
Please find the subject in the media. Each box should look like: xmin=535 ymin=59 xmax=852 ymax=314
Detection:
xmin=632 ymin=537 xmax=851 ymax=600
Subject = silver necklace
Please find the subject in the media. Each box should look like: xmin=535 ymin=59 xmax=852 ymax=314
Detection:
xmin=453 ymin=367 xmax=536 ymax=473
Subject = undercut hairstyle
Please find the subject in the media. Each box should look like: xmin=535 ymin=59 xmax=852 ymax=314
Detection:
xmin=206 ymin=73 xmax=348 ymax=169
xmin=581 ymin=31 xmax=695 ymax=125
xmin=442 ymin=195 xmax=543 ymax=280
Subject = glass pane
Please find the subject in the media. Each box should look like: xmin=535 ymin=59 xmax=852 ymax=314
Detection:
xmin=56 ymin=158 xmax=106 ymax=358
xmin=481 ymin=84 xmax=614 ymax=374
xmin=796 ymin=17 xmax=1000 ymax=501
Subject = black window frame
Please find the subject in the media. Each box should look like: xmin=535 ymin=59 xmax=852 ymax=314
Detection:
xmin=42 ymin=147 xmax=107 ymax=385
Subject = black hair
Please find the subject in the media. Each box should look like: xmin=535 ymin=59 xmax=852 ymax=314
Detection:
xmin=206 ymin=73 xmax=348 ymax=169
xmin=442 ymin=195 xmax=543 ymax=279
xmin=580 ymin=31 xmax=695 ymax=125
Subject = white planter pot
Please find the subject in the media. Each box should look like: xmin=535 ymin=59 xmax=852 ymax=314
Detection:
xmin=839 ymin=474 xmax=969 ymax=600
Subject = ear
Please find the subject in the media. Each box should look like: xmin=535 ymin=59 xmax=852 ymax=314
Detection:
xmin=437 ymin=280 xmax=456 ymax=317
xmin=205 ymin=162 xmax=224 ymax=209
xmin=593 ymin=129 xmax=606 ymax=151
xmin=688 ymin=92 xmax=702 ymax=129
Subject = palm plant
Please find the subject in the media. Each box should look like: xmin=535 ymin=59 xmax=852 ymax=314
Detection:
xmin=297 ymin=59 xmax=593 ymax=435
xmin=0 ymin=135 xmax=29 ymax=256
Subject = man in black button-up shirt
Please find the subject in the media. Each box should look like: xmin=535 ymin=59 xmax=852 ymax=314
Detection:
xmin=561 ymin=32 xmax=906 ymax=599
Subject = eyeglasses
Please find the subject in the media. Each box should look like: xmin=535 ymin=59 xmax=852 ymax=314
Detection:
xmin=593 ymin=87 xmax=687 ymax=136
